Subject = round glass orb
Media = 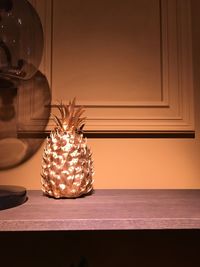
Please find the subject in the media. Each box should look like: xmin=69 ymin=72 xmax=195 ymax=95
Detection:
xmin=0 ymin=77 xmax=17 ymax=121
xmin=0 ymin=0 xmax=43 ymax=80
xmin=0 ymin=70 xmax=51 ymax=170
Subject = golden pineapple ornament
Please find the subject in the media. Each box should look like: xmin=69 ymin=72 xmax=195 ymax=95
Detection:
xmin=41 ymin=98 xmax=94 ymax=198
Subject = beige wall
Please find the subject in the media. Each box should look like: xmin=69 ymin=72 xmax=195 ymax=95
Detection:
xmin=0 ymin=0 xmax=200 ymax=189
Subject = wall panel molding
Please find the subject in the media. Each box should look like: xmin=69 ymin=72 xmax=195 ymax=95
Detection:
xmin=22 ymin=0 xmax=194 ymax=134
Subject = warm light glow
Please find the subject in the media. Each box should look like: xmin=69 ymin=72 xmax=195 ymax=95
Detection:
xmin=41 ymin=99 xmax=94 ymax=198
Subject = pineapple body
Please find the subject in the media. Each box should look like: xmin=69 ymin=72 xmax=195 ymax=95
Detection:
xmin=41 ymin=99 xmax=94 ymax=198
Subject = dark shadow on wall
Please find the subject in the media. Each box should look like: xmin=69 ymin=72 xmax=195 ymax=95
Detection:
xmin=191 ymin=0 xmax=200 ymax=135
xmin=18 ymin=131 xmax=195 ymax=139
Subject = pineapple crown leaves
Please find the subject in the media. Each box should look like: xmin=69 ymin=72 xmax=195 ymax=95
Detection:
xmin=51 ymin=98 xmax=86 ymax=133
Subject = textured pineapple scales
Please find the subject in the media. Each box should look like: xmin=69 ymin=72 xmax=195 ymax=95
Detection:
xmin=41 ymin=129 xmax=94 ymax=198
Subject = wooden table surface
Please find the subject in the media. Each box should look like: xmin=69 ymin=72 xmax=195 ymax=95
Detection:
xmin=0 ymin=189 xmax=200 ymax=231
